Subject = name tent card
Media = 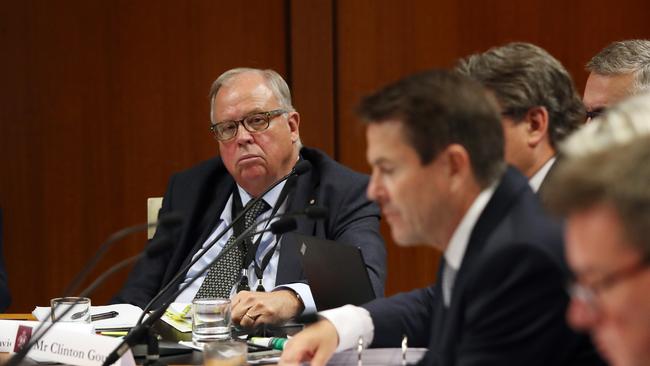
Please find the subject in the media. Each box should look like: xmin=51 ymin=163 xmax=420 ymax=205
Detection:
xmin=0 ymin=320 xmax=136 ymax=366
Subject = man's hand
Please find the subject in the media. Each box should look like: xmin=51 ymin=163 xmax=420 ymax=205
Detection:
xmin=231 ymin=290 xmax=303 ymax=328
xmin=279 ymin=319 xmax=339 ymax=366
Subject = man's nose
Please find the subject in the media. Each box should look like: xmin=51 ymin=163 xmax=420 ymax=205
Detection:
xmin=567 ymin=297 xmax=599 ymax=332
xmin=366 ymin=172 xmax=382 ymax=202
xmin=235 ymin=123 xmax=254 ymax=144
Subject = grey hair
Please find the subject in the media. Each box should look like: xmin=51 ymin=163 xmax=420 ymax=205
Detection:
xmin=547 ymin=135 xmax=650 ymax=258
xmin=209 ymin=68 xmax=295 ymax=122
xmin=561 ymin=91 xmax=650 ymax=158
xmin=587 ymin=39 xmax=650 ymax=94
xmin=456 ymin=42 xmax=584 ymax=149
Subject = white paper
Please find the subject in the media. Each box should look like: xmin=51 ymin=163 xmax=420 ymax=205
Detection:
xmin=33 ymin=303 xmax=145 ymax=330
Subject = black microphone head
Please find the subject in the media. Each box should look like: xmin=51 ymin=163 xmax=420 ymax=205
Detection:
xmin=145 ymin=236 xmax=174 ymax=257
xmin=157 ymin=211 xmax=184 ymax=227
xmin=270 ymin=217 xmax=297 ymax=234
xmin=304 ymin=206 xmax=329 ymax=219
xmin=293 ymin=160 xmax=312 ymax=176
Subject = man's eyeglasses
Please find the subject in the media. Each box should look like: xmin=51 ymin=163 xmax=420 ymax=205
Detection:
xmin=209 ymin=109 xmax=287 ymax=141
xmin=567 ymin=256 xmax=650 ymax=312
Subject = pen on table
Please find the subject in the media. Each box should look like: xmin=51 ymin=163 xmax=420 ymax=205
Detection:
xmin=91 ymin=311 xmax=119 ymax=322
xmin=248 ymin=337 xmax=287 ymax=350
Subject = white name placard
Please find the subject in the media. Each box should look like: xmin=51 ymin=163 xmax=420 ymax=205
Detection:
xmin=0 ymin=320 xmax=135 ymax=366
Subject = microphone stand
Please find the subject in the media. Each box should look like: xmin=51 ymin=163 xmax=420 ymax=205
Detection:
xmin=6 ymin=236 xmax=176 ymax=366
xmin=102 ymin=217 xmax=301 ymax=366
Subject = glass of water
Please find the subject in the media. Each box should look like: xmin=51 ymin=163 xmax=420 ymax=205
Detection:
xmin=203 ymin=340 xmax=247 ymax=366
xmin=192 ymin=298 xmax=232 ymax=345
xmin=50 ymin=297 xmax=91 ymax=324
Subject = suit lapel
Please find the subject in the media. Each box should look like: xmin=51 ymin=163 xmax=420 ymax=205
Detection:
xmin=169 ymin=167 xmax=234 ymax=282
xmin=276 ymin=154 xmax=320 ymax=285
xmin=427 ymin=167 xmax=530 ymax=363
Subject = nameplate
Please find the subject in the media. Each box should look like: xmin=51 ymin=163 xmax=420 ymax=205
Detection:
xmin=0 ymin=320 xmax=135 ymax=366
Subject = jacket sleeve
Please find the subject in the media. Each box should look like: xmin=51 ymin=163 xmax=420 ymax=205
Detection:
xmin=327 ymin=173 xmax=387 ymax=298
xmin=362 ymin=286 xmax=437 ymax=347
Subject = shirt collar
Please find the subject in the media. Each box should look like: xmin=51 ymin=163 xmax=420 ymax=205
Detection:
xmin=444 ymin=182 xmax=498 ymax=270
xmin=237 ymin=181 xmax=286 ymax=211
xmin=221 ymin=180 xmax=287 ymax=225
xmin=528 ymin=156 xmax=556 ymax=193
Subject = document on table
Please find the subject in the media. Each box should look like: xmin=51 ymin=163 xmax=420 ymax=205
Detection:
xmin=32 ymin=303 xmax=145 ymax=331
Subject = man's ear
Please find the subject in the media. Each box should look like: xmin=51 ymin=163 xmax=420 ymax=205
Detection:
xmin=524 ymin=106 xmax=550 ymax=147
xmin=287 ymin=111 xmax=300 ymax=142
xmin=443 ymin=144 xmax=471 ymax=191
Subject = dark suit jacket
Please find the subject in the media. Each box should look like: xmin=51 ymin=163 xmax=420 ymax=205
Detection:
xmin=0 ymin=208 xmax=10 ymax=312
xmin=363 ymin=168 xmax=603 ymax=366
xmin=112 ymin=147 xmax=386 ymax=309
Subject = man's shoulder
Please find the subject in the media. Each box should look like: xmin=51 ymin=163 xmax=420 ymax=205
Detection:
xmin=171 ymin=156 xmax=228 ymax=182
xmin=479 ymin=168 xmax=566 ymax=270
xmin=301 ymin=147 xmax=369 ymax=185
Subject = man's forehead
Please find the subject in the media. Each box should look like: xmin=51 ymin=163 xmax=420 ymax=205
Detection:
xmin=567 ymin=204 xmax=635 ymax=271
xmin=214 ymin=78 xmax=277 ymax=117
xmin=583 ymin=72 xmax=635 ymax=109
xmin=366 ymin=121 xmax=412 ymax=162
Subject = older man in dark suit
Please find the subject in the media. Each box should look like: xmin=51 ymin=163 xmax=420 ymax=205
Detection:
xmin=281 ymin=70 xmax=602 ymax=365
xmin=113 ymin=68 xmax=386 ymax=328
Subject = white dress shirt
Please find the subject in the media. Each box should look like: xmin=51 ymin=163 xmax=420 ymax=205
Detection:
xmin=174 ymin=182 xmax=316 ymax=314
xmin=321 ymin=183 xmax=498 ymax=351
xmin=528 ymin=157 xmax=556 ymax=193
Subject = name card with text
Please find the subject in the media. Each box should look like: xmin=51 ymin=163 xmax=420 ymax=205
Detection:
xmin=0 ymin=320 xmax=135 ymax=366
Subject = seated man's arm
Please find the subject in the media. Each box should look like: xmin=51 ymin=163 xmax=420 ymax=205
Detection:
xmin=328 ymin=176 xmax=387 ymax=297
xmin=363 ymin=286 xmax=436 ymax=347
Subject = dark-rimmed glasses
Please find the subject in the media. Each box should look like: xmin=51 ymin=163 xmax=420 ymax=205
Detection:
xmin=209 ymin=109 xmax=287 ymax=141
xmin=567 ymin=256 xmax=650 ymax=312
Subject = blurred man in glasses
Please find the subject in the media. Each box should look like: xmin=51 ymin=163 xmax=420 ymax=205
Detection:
xmin=548 ymin=92 xmax=650 ymax=366
xmin=113 ymin=68 xmax=386 ymax=328
xmin=584 ymin=39 xmax=650 ymax=122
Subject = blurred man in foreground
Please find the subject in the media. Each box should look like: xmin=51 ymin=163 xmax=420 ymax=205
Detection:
xmin=548 ymin=92 xmax=650 ymax=366
xmin=280 ymin=70 xmax=602 ymax=366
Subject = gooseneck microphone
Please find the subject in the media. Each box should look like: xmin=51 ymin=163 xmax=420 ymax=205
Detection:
xmin=134 ymin=160 xmax=312 ymax=324
xmin=6 ymin=215 xmax=182 ymax=366
xmin=102 ymin=212 xmax=314 ymax=366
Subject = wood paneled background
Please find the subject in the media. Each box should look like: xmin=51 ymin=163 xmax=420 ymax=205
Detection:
xmin=2 ymin=0 xmax=649 ymax=312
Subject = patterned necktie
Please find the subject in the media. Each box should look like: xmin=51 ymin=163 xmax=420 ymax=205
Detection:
xmin=195 ymin=199 xmax=271 ymax=299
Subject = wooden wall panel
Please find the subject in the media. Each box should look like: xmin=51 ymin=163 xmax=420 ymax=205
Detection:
xmin=334 ymin=0 xmax=650 ymax=295
xmin=290 ymin=0 xmax=336 ymax=156
xmin=2 ymin=0 xmax=650 ymax=312
xmin=0 ymin=0 xmax=288 ymax=311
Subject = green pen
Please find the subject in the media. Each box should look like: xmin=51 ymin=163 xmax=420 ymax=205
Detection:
xmin=249 ymin=337 xmax=287 ymax=350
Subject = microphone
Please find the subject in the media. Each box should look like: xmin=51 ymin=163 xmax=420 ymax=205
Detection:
xmin=270 ymin=217 xmax=298 ymax=234
xmin=102 ymin=213 xmax=306 ymax=366
xmin=134 ymin=161 xmax=312 ymax=321
xmin=6 ymin=235 xmax=177 ymax=366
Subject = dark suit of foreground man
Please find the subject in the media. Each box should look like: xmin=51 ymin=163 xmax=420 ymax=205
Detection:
xmin=113 ymin=68 xmax=386 ymax=328
xmin=280 ymin=70 xmax=603 ymax=365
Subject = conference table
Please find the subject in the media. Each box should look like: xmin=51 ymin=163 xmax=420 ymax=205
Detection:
xmin=0 ymin=314 xmax=426 ymax=365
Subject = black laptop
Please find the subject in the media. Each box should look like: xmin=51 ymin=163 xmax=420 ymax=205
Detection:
xmin=287 ymin=233 xmax=376 ymax=311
